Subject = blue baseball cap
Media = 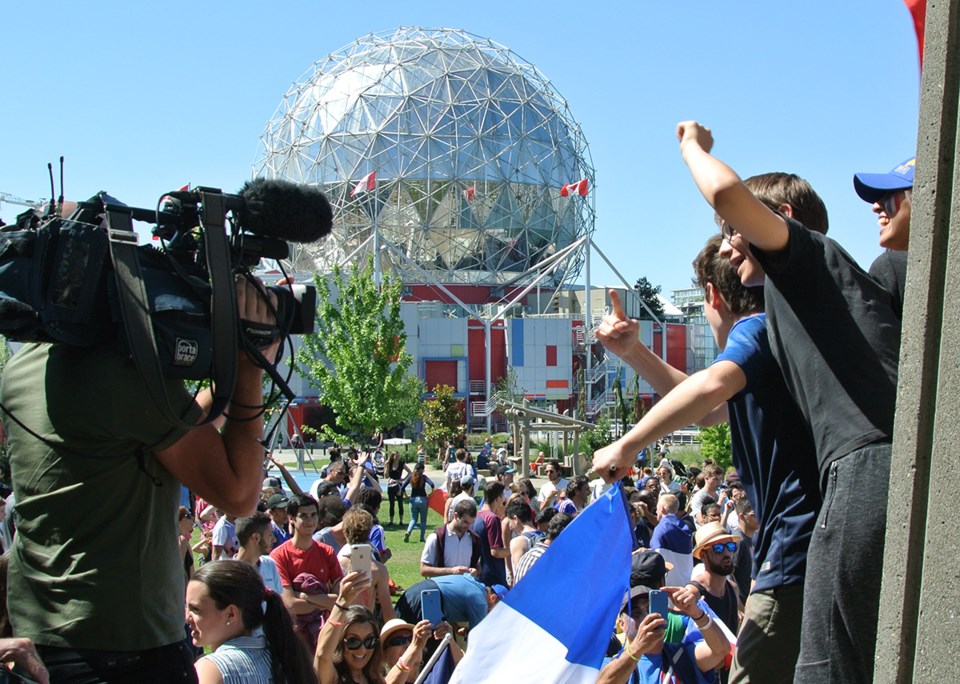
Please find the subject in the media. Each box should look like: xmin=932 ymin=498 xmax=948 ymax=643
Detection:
xmin=854 ymin=157 xmax=916 ymax=204
xmin=490 ymin=584 xmax=509 ymax=601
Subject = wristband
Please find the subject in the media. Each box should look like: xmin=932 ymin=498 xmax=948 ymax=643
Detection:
xmin=627 ymin=647 xmax=641 ymax=662
xmin=693 ymin=610 xmax=706 ymax=622
xmin=696 ymin=614 xmax=714 ymax=631
xmin=327 ymin=619 xmax=344 ymax=628
xmin=334 ymin=602 xmax=350 ymax=612
xmin=396 ymin=657 xmax=412 ymax=672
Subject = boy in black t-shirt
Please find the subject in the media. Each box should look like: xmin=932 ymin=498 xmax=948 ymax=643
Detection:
xmin=677 ymin=121 xmax=900 ymax=684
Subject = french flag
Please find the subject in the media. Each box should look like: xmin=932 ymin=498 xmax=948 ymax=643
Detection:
xmin=449 ymin=484 xmax=631 ymax=682
xmin=351 ymin=170 xmax=377 ymax=196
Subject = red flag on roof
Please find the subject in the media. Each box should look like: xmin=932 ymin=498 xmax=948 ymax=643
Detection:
xmin=560 ymin=178 xmax=589 ymax=197
xmin=904 ymin=0 xmax=926 ymax=65
xmin=463 ymin=185 xmax=475 ymax=201
xmin=178 ymin=183 xmax=190 ymax=192
xmin=351 ymin=171 xmax=377 ymax=196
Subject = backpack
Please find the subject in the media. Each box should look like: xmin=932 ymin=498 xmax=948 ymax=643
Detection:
xmin=432 ymin=525 xmax=481 ymax=570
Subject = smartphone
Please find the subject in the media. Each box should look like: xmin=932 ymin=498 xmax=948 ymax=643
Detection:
xmin=421 ymin=588 xmax=443 ymax=628
xmin=351 ymin=543 xmax=372 ymax=578
xmin=648 ymin=589 xmax=669 ymax=626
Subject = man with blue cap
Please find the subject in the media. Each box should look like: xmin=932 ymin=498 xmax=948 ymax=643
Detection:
xmin=854 ymin=157 xmax=914 ymax=319
xmin=854 ymin=157 xmax=914 ymax=252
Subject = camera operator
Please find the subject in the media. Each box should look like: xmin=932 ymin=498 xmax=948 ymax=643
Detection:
xmin=0 ymin=276 xmax=281 ymax=682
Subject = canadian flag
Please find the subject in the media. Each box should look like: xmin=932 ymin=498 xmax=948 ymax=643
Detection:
xmin=463 ymin=185 xmax=476 ymax=201
xmin=351 ymin=171 xmax=377 ymax=196
xmin=560 ymin=178 xmax=589 ymax=197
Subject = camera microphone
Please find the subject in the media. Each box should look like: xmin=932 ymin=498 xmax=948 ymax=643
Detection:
xmin=238 ymin=178 xmax=334 ymax=245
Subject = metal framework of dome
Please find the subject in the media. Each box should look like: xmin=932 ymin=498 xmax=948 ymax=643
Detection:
xmin=253 ymin=27 xmax=595 ymax=287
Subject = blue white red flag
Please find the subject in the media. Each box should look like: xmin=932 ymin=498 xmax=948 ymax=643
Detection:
xmin=421 ymin=644 xmax=456 ymax=684
xmin=449 ymin=484 xmax=632 ymax=683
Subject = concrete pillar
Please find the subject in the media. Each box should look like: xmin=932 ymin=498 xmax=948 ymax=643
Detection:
xmin=875 ymin=1 xmax=960 ymax=681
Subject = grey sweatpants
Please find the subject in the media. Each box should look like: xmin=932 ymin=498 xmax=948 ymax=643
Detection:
xmin=793 ymin=443 xmax=891 ymax=684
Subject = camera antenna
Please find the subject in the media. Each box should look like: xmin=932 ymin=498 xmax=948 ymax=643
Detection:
xmin=58 ymin=156 xmax=65 ymax=212
xmin=46 ymin=162 xmax=56 ymax=217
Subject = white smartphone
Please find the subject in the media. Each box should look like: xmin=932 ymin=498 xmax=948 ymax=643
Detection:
xmin=351 ymin=543 xmax=372 ymax=578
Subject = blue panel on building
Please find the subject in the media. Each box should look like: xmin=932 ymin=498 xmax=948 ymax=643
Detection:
xmin=512 ymin=318 xmax=524 ymax=366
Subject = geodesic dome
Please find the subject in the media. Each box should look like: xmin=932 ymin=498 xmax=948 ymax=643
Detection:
xmin=253 ymin=27 xmax=595 ymax=286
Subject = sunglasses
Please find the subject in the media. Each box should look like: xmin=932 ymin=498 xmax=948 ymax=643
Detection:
xmin=710 ymin=541 xmax=738 ymax=554
xmin=385 ymin=635 xmax=413 ymax=648
xmin=881 ymin=192 xmax=903 ymax=218
xmin=343 ymin=635 xmax=379 ymax=650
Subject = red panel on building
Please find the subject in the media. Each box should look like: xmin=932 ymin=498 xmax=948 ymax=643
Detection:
xmin=666 ymin=323 xmax=687 ymax=372
xmin=425 ymin=360 xmax=458 ymax=391
xmin=465 ymin=320 xmax=508 ymax=389
xmin=468 ymin=324 xmax=486 ymax=382
xmin=490 ymin=323 xmax=506 ymax=386
xmin=545 ymin=345 xmax=557 ymax=367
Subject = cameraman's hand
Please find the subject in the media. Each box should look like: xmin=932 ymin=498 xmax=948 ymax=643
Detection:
xmin=236 ymin=276 xmax=281 ymax=368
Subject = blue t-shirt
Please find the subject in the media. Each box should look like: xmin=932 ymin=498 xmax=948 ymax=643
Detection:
xmin=713 ymin=314 xmax=820 ymax=592
xmin=432 ymin=574 xmax=488 ymax=628
xmin=650 ymin=514 xmax=692 ymax=554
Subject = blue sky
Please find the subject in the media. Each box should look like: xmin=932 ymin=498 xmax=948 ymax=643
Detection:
xmin=0 ymin=1 xmax=920 ymax=296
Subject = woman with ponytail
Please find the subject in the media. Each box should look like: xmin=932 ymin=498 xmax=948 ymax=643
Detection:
xmin=188 ymin=560 xmax=316 ymax=683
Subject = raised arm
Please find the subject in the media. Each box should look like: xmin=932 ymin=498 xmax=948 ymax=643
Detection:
xmin=598 ymin=290 xmax=726 ymax=426
xmin=677 ymin=121 xmax=789 ymax=252
xmin=267 ymin=453 xmax=304 ymax=496
xmin=592 ymin=360 xmax=746 ymax=482
xmin=314 ymin=572 xmax=370 ymax=683
xmin=597 ymin=290 xmax=689 ymax=393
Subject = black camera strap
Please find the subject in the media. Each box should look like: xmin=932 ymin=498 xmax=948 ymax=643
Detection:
xmin=104 ymin=194 xmax=236 ymax=428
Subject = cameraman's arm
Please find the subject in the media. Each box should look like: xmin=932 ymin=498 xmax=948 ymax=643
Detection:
xmin=155 ymin=279 xmax=280 ymax=517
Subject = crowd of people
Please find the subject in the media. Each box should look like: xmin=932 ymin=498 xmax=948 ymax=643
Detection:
xmin=0 ymin=121 xmax=914 ymax=683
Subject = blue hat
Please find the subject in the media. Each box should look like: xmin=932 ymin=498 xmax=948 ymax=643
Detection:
xmin=490 ymin=584 xmax=509 ymax=601
xmin=854 ymin=157 xmax=916 ymax=203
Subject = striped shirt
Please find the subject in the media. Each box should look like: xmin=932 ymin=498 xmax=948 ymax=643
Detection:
xmin=513 ymin=540 xmax=549 ymax=584
xmin=203 ymin=635 xmax=273 ymax=683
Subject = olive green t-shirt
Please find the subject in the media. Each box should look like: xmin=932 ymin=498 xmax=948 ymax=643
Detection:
xmin=1 ymin=342 xmax=200 ymax=650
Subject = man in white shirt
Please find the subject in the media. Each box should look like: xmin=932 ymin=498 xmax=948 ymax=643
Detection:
xmin=445 ymin=448 xmax=473 ymax=492
xmin=235 ymin=512 xmax=283 ymax=594
xmin=537 ymin=460 xmax=569 ymax=509
xmin=420 ymin=500 xmax=480 ymax=578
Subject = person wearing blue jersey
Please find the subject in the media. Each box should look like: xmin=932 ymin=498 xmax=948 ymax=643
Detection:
xmin=595 ymin=229 xmax=820 ymax=682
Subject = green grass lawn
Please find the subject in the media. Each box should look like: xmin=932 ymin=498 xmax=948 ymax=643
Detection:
xmin=379 ymin=505 xmax=447 ymax=592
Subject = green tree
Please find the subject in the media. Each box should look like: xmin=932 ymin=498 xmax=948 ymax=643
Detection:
xmin=296 ymin=257 xmax=424 ymax=442
xmin=633 ymin=276 xmax=665 ymax=320
xmin=699 ymin=423 xmax=732 ymax=471
xmin=419 ymin=384 xmax=465 ymax=454
xmin=582 ymin=414 xmax=613 ymax=454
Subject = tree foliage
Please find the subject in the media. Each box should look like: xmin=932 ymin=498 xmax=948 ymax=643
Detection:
xmin=419 ymin=384 xmax=465 ymax=453
xmin=583 ymin=414 xmax=613 ymax=454
xmin=699 ymin=423 xmax=732 ymax=471
xmin=633 ymin=276 xmax=665 ymax=320
xmin=296 ymin=257 xmax=424 ymax=442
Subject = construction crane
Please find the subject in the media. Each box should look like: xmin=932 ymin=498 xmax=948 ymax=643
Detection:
xmin=0 ymin=191 xmax=45 ymax=211
xmin=0 ymin=192 xmax=46 ymax=225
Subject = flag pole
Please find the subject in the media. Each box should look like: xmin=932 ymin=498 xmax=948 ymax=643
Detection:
xmin=373 ymin=205 xmax=381 ymax=288
xmin=413 ymin=633 xmax=453 ymax=684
